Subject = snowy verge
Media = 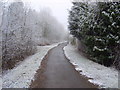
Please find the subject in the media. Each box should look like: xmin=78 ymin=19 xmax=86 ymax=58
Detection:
xmin=2 ymin=42 xmax=61 ymax=88
xmin=63 ymin=44 xmax=118 ymax=88
xmin=0 ymin=74 xmax=2 ymax=90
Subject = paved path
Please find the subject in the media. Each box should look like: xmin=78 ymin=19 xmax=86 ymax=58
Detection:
xmin=31 ymin=43 xmax=98 ymax=88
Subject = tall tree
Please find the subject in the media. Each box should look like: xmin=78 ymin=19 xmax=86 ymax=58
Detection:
xmin=2 ymin=1 xmax=35 ymax=70
xmin=68 ymin=1 xmax=120 ymax=69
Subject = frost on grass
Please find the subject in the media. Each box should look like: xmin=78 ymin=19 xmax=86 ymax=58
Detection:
xmin=2 ymin=43 xmax=60 ymax=88
xmin=0 ymin=75 xmax=2 ymax=90
xmin=63 ymin=44 xmax=118 ymax=88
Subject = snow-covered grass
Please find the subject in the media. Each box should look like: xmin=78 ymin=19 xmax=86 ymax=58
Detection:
xmin=0 ymin=74 xmax=2 ymax=90
xmin=63 ymin=44 xmax=119 ymax=88
xmin=2 ymin=42 xmax=61 ymax=88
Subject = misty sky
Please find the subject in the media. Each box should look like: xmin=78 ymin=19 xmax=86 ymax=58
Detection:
xmin=22 ymin=0 xmax=73 ymax=30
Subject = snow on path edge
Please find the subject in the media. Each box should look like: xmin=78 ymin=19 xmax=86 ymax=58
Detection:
xmin=2 ymin=42 xmax=63 ymax=88
xmin=63 ymin=44 xmax=119 ymax=89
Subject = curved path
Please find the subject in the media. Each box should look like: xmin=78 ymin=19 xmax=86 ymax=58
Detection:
xmin=31 ymin=43 xmax=98 ymax=88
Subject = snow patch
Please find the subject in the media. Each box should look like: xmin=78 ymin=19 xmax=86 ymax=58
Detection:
xmin=63 ymin=44 xmax=119 ymax=88
xmin=0 ymin=75 xmax=2 ymax=90
xmin=93 ymin=46 xmax=107 ymax=51
xmin=2 ymin=42 xmax=61 ymax=88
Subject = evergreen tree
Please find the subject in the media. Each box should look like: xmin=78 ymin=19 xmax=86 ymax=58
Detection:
xmin=68 ymin=2 xmax=89 ymax=40
xmin=68 ymin=1 xmax=120 ymax=69
xmin=88 ymin=2 xmax=120 ymax=66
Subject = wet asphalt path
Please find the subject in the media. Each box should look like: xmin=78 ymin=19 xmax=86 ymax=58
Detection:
xmin=31 ymin=43 xmax=98 ymax=88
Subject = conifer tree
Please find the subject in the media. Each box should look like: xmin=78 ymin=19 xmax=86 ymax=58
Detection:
xmin=68 ymin=1 xmax=120 ymax=69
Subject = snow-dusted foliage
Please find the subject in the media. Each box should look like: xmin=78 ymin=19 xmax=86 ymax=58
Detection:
xmin=31 ymin=9 xmax=68 ymax=45
xmin=1 ymin=0 xmax=67 ymax=70
xmin=17 ymin=6 xmax=68 ymax=46
xmin=0 ymin=1 xmax=4 ymax=70
xmin=68 ymin=1 xmax=120 ymax=69
xmin=1 ymin=1 xmax=36 ymax=70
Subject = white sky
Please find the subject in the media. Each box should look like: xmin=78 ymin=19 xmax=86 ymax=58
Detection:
xmin=22 ymin=0 xmax=73 ymax=30
xmin=3 ymin=0 xmax=114 ymax=29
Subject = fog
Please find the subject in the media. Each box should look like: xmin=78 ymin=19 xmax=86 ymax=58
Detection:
xmin=0 ymin=0 xmax=69 ymax=70
xmin=21 ymin=0 xmax=72 ymax=30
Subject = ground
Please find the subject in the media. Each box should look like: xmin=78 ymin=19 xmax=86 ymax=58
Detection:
xmin=30 ymin=43 xmax=98 ymax=88
xmin=1 ymin=42 xmax=119 ymax=89
xmin=63 ymin=44 xmax=119 ymax=88
xmin=2 ymin=42 xmax=60 ymax=88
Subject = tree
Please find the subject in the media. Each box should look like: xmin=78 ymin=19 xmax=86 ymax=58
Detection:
xmin=88 ymin=2 xmax=120 ymax=67
xmin=68 ymin=2 xmax=89 ymax=40
xmin=1 ymin=0 xmax=67 ymax=70
xmin=0 ymin=1 xmax=4 ymax=72
xmin=68 ymin=1 xmax=120 ymax=69
xmin=2 ymin=1 xmax=36 ymax=70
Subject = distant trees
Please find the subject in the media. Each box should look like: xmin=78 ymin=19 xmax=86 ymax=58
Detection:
xmin=68 ymin=1 xmax=120 ymax=69
xmin=1 ymin=0 xmax=67 ymax=70
xmin=36 ymin=9 xmax=67 ymax=45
